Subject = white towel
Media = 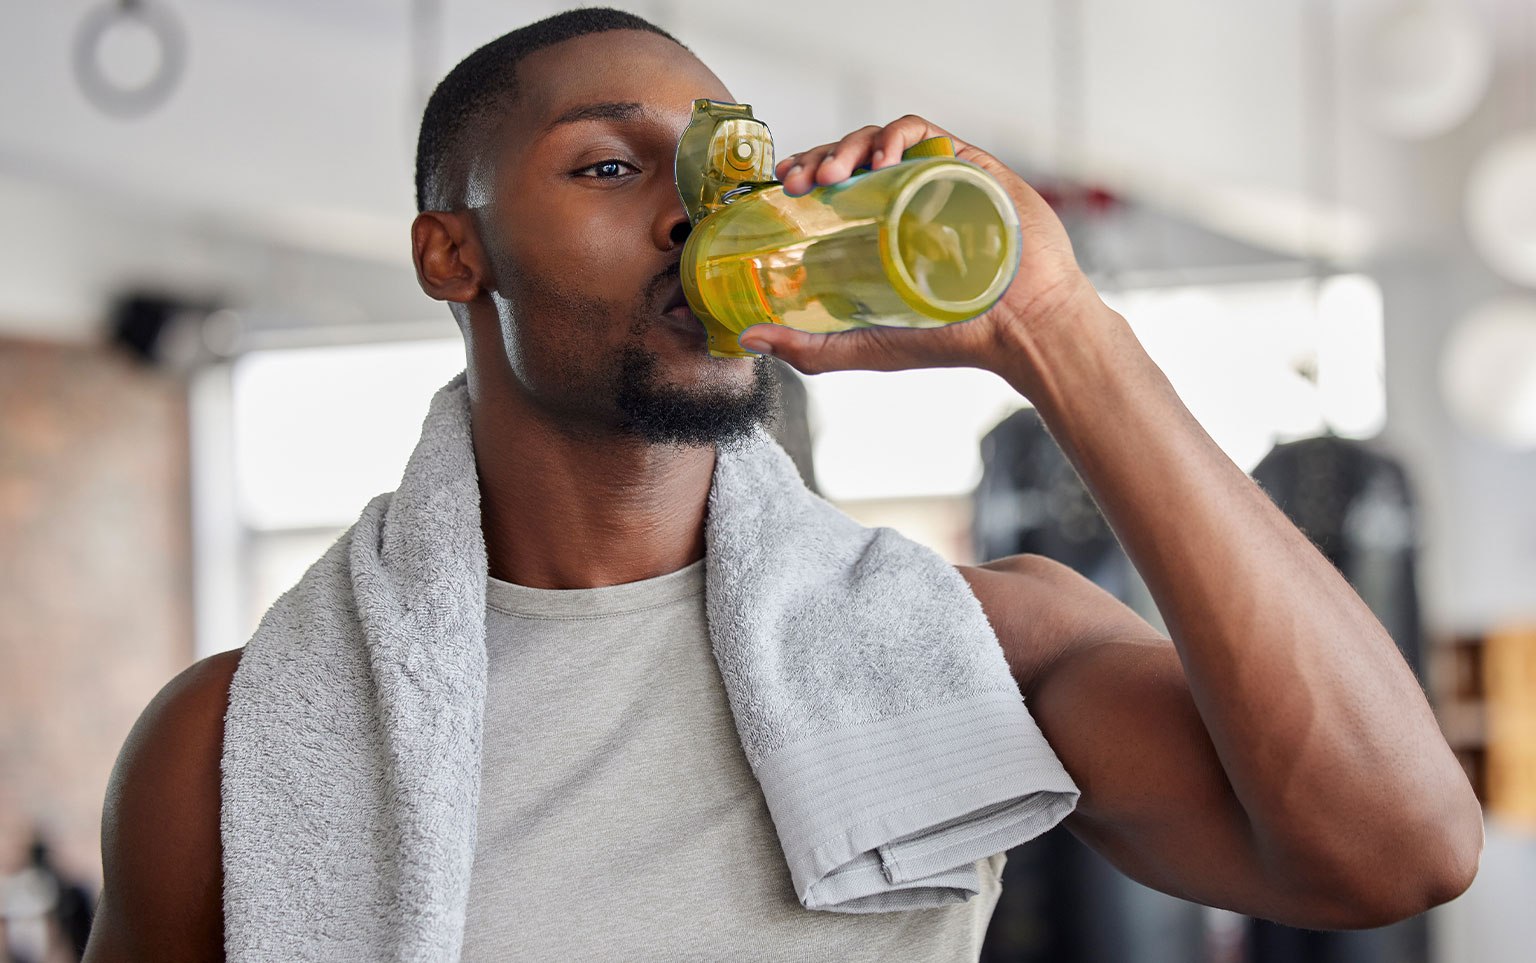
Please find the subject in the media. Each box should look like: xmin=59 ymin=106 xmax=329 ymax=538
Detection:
xmin=221 ymin=371 xmax=1078 ymax=961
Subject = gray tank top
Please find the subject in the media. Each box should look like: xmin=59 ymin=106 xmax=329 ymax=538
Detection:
xmin=459 ymin=557 xmax=1005 ymax=962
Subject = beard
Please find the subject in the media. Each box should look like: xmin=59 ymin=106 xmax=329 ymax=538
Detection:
xmin=612 ymin=343 xmax=782 ymax=450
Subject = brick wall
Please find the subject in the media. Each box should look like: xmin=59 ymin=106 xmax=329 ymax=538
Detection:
xmin=0 ymin=338 xmax=193 ymax=888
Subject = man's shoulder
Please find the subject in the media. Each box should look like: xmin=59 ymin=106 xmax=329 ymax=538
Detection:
xmin=113 ymin=648 xmax=243 ymax=778
xmin=954 ymin=552 xmax=1092 ymax=630
xmin=87 ymin=648 xmax=242 ymax=961
xmin=108 ymin=647 xmax=242 ymax=839
xmin=954 ymin=554 xmax=1158 ymax=688
xmin=956 ymin=551 xmax=1076 ymax=583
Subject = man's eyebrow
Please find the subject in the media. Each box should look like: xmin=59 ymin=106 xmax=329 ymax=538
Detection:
xmin=541 ymin=101 xmax=647 ymax=133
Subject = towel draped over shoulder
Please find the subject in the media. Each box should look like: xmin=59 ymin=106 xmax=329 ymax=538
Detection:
xmin=221 ymin=371 xmax=1078 ymax=962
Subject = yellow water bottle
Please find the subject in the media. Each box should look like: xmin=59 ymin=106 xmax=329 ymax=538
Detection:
xmin=676 ymin=99 xmax=1022 ymax=358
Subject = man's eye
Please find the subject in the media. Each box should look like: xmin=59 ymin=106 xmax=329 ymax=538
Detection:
xmin=577 ymin=160 xmax=638 ymax=179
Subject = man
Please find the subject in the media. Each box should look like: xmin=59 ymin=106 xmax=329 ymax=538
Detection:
xmin=84 ymin=8 xmax=1482 ymax=961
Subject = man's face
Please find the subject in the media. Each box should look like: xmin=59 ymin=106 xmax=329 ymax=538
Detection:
xmin=470 ymin=30 xmax=778 ymax=448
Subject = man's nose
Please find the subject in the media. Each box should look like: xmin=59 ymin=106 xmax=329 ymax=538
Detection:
xmin=656 ymin=188 xmax=692 ymax=251
xmin=668 ymin=218 xmax=691 ymax=248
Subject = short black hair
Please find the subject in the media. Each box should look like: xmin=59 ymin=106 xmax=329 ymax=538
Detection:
xmin=413 ymin=7 xmax=685 ymax=213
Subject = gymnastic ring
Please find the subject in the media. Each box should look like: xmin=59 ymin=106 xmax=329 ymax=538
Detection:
xmin=73 ymin=0 xmax=187 ymax=118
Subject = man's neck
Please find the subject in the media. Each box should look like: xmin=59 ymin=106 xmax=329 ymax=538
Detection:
xmin=468 ymin=382 xmax=713 ymax=590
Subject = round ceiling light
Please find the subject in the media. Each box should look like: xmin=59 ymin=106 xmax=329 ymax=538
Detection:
xmin=1440 ymin=298 xmax=1536 ymax=449
xmin=1352 ymin=0 xmax=1492 ymax=139
xmin=1466 ymin=131 xmax=1536 ymax=288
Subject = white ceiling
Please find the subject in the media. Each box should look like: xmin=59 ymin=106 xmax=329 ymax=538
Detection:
xmin=0 ymin=0 xmax=1525 ymax=339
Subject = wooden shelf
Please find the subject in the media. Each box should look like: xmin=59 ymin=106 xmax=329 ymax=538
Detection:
xmin=1432 ymin=627 xmax=1536 ymax=825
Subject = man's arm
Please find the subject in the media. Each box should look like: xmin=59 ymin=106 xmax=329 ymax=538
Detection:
xmin=960 ymin=554 xmax=1469 ymax=929
xmin=756 ymin=114 xmax=1484 ymax=931
xmin=84 ymin=649 xmax=240 ymax=963
xmin=973 ymin=297 xmax=1480 ymax=928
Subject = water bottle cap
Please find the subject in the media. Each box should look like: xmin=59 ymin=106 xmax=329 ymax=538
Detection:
xmin=675 ymin=99 xmax=778 ymax=225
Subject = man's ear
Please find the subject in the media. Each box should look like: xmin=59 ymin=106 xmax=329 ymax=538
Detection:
xmin=411 ymin=211 xmax=489 ymax=304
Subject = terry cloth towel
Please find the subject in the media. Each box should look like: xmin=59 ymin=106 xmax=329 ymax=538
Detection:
xmin=221 ymin=371 xmax=1079 ymax=962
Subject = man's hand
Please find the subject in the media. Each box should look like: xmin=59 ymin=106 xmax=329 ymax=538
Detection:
xmin=736 ymin=114 xmax=1096 ymax=378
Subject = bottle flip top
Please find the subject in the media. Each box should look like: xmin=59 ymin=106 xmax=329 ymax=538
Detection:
xmin=674 ymin=99 xmax=1023 ymax=358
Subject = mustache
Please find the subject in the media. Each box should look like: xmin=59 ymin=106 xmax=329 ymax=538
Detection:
xmin=624 ymin=262 xmax=684 ymax=339
xmin=643 ymin=261 xmax=682 ymax=312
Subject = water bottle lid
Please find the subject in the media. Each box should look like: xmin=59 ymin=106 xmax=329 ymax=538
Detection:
xmin=675 ymin=99 xmax=777 ymax=225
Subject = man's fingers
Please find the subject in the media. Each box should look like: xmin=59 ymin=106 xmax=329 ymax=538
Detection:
xmin=872 ymin=119 xmax=929 ymax=168
xmin=777 ymin=115 xmax=963 ymax=195
xmin=813 ymin=126 xmax=884 ymax=186
xmin=737 ymin=323 xmax=937 ymax=375
xmin=780 ymin=147 xmax=829 ymax=196
xmin=781 ymin=126 xmax=878 ymax=196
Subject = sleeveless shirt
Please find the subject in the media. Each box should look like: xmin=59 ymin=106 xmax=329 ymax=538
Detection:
xmin=458 ymin=557 xmax=1006 ymax=962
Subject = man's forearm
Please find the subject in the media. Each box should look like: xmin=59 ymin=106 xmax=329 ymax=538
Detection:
xmin=991 ymin=294 xmax=1482 ymax=908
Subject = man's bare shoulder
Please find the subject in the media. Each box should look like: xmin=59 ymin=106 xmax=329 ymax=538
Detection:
xmin=955 ymin=554 xmax=1161 ymax=689
xmin=85 ymin=648 xmax=243 ymax=963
